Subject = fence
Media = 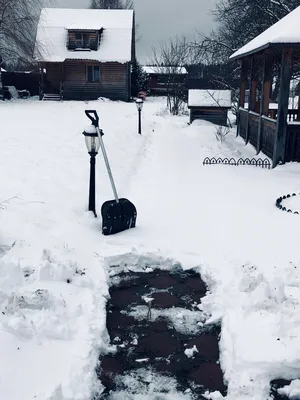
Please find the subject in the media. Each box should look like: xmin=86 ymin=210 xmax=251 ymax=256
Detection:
xmin=203 ymin=157 xmax=271 ymax=169
xmin=239 ymin=107 xmax=300 ymax=163
xmin=2 ymin=71 xmax=40 ymax=96
xmin=248 ymin=111 xmax=260 ymax=147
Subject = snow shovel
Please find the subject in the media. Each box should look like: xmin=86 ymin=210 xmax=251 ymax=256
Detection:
xmin=85 ymin=110 xmax=137 ymax=235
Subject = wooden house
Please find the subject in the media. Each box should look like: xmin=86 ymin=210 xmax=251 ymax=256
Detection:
xmin=230 ymin=5 xmax=300 ymax=167
xmin=188 ymin=89 xmax=232 ymax=126
xmin=142 ymin=66 xmax=187 ymax=95
xmin=34 ymin=8 xmax=135 ymax=101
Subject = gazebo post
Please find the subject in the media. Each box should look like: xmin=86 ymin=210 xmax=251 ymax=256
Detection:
xmin=237 ymin=59 xmax=248 ymax=137
xmin=257 ymin=53 xmax=272 ymax=154
xmin=297 ymin=85 xmax=300 ymax=120
xmin=273 ymin=48 xmax=293 ymax=167
xmin=246 ymin=57 xmax=257 ymax=144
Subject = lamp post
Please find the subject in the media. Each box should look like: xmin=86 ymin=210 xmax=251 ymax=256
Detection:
xmin=135 ymin=98 xmax=144 ymax=134
xmin=82 ymin=126 xmax=101 ymax=217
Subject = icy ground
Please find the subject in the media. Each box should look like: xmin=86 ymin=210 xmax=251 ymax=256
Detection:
xmin=1 ymin=97 xmax=300 ymax=399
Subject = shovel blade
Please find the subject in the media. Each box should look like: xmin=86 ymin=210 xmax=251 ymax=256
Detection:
xmin=101 ymin=198 xmax=137 ymax=235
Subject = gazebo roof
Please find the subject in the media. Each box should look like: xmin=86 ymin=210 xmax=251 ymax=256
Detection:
xmin=230 ymin=5 xmax=300 ymax=60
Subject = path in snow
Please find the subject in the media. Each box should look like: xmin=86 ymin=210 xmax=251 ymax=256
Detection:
xmin=98 ymin=263 xmax=226 ymax=399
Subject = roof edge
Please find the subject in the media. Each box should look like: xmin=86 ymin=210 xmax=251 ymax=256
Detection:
xmin=41 ymin=7 xmax=134 ymax=12
xmin=229 ymin=43 xmax=271 ymax=61
xmin=229 ymin=41 xmax=300 ymax=61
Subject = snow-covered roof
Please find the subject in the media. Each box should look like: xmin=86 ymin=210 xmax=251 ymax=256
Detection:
xmin=230 ymin=6 xmax=300 ymax=60
xmin=35 ymin=8 xmax=134 ymax=63
xmin=188 ymin=89 xmax=232 ymax=108
xmin=142 ymin=66 xmax=187 ymax=75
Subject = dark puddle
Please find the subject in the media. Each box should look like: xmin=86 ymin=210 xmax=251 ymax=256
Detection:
xmin=97 ymin=268 xmax=227 ymax=399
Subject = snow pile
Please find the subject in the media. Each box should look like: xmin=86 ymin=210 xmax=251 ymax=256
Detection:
xmin=109 ymin=368 xmax=195 ymax=399
xmin=0 ymin=243 xmax=108 ymax=400
xmin=188 ymin=89 xmax=232 ymax=108
xmin=184 ymin=345 xmax=199 ymax=358
xmin=127 ymin=306 xmax=207 ymax=335
xmin=203 ymin=391 xmax=225 ymax=400
xmin=278 ymin=380 xmax=300 ymax=399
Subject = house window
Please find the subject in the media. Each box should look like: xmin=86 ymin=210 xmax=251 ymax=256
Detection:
xmin=75 ymin=32 xmax=92 ymax=49
xmin=87 ymin=65 xmax=100 ymax=82
xmin=75 ymin=32 xmax=83 ymax=48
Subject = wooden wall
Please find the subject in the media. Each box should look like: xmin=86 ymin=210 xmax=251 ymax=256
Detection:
xmin=148 ymin=74 xmax=187 ymax=95
xmin=43 ymin=61 xmax=130 ymax=101
xmin=189 ymin=107 xmax=229 ymax=126
xmin=44 ymin=63 xmax=63 ymax=93
xmin=63 ymin=61 xmax=129 ymax=101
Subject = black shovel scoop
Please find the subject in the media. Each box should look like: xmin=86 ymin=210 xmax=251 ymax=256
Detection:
xmin=85 ymin=110 xmax=137 ymax=235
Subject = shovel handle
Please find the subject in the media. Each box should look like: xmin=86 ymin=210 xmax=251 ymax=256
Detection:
xmin=85 ymin=110 xmax=99 ymax=127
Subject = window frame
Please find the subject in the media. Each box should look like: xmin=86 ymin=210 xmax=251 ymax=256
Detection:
xmin=86 ymin=65 xmax=101 ymax=83
xmin=74 ymin=32 xmax=93 ymax=49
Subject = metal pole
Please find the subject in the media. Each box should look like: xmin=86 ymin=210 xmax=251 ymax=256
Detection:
xmin=89 ymin=153 xmax=97 ymax=217
xmin=95 ymin=127 xmax=119 ymax=203
xmin=138 ymin=109 xmax=142 ymax=135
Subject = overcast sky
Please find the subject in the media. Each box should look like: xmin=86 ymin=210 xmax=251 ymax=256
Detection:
xmin=51 ymin=0 xmax=216 ymax=62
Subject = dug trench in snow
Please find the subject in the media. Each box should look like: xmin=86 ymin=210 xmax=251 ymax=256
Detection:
xmin=270 ymin=379 xmax=295 ymax=399
xmin=96 ymin=267 xmax=227 ymax=399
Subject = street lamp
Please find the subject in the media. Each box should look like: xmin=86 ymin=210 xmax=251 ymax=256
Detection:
xmin=135 ymin=98 xmax=144 ymax=134
xmin=82 ymin=125 xmax=101 ymax=217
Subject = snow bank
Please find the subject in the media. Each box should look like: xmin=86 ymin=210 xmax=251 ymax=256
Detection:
xmin=0 ymin=245 xmax=108 ymax=400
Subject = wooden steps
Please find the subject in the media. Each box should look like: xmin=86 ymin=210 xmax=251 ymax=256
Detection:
xmin=42 ymin=93 xmax=61 ymax=101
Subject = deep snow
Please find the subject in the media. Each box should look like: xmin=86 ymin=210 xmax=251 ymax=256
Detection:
xmin=1 ymin=97 xmax=300 ymax=399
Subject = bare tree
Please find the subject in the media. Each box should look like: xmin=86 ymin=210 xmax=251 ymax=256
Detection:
xmin=215 ymin=125 xmax=230 ymax=142
xmin=90 ymin=0 xmax=133 ymax=9
xmin=194 ymin=0 xmax=300 ymax=64
xmin=89 ymin=0 xmax=140 ymax=42
xmin=0 ymin=0 xmax=43 ymax=98
xmin=203 ymin=89 xmax=232 ymax=141
xmin=151 ymin=36 xmax=195 ymax=115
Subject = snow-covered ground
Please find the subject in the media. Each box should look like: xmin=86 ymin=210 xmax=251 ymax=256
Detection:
xmin=1 ymin=97 xmax=300 ymax=399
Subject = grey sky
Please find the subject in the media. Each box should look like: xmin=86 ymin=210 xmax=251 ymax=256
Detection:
xmin=51 ymin=0 xmax=216 ymax=62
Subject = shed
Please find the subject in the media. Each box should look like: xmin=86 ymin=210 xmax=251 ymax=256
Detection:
xmin=34 ymin=8 xmax=135 ymax=101
xmin=142 ymin=66 xmax=187 ymax=95
xmin=188 ymin=89 xmax=232 ymax=126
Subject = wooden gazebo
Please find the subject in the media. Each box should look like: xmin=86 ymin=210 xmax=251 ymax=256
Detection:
xmin=230 ymin=6 xmax=300 ymax=167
